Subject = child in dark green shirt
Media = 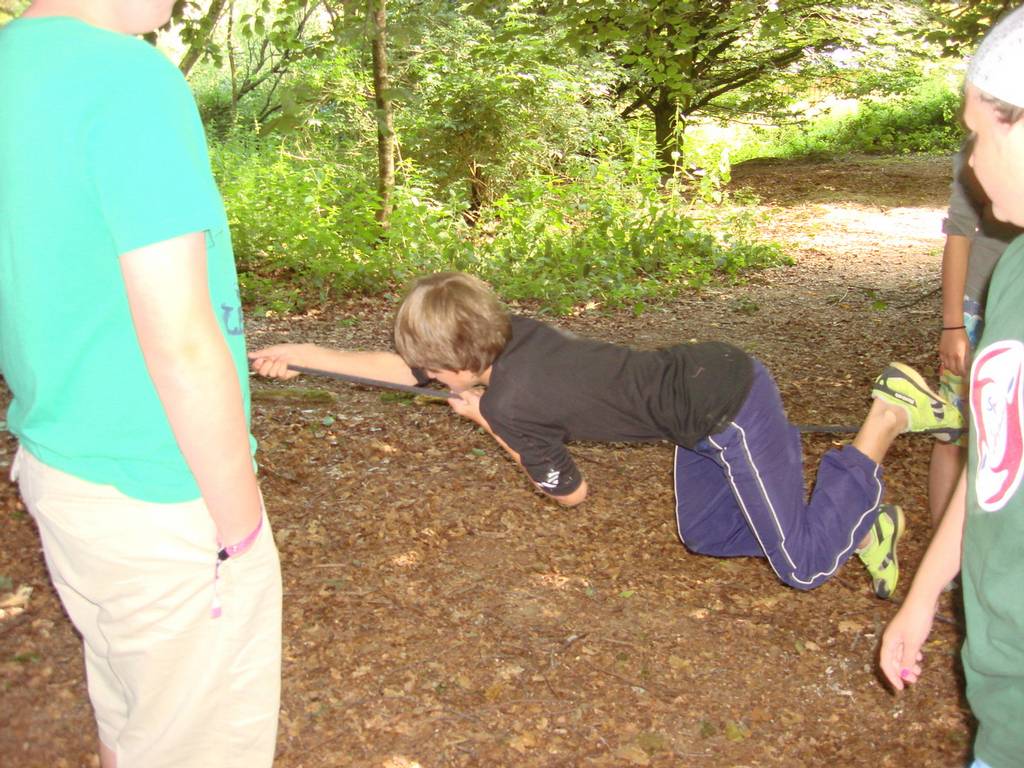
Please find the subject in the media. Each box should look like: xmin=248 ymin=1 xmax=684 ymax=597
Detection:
xmin=881 ymin=9 xmax=1024 ymax=768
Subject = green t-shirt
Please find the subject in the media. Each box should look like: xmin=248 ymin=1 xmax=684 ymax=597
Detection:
xmin=964 ymin=233 xmax=1024 ymax=768
xmin=0 ymin=17 xmax=254 ymax=502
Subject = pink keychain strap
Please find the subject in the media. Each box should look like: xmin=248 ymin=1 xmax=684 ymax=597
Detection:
xmin=211 ymin=517 xmax=263 ymax=618
xmin=218 ymin=516 xmax=263 ymax=561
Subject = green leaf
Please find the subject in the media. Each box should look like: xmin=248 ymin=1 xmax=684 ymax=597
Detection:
xmin=636 ymin=731 xmax=670 ymax=754
xmin=724 ymin=720 xmax=751 ymax=741
xmin=379 ymin=392 xmax=415 ymax=404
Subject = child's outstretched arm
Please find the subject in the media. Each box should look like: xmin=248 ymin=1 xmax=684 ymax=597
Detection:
xmin=249 ymin=343 xmax=417 ymax=385
xmin=880 ymin=467 xmax=967 ymax=690
xmin=449 ymin=389 xmax=589 ymax=507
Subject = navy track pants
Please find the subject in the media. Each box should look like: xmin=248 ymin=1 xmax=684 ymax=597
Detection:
xmin=673 ymin=360 xmax=883 ymax=590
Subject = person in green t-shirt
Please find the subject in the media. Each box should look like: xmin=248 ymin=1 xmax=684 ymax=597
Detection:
xmin=0 ymin=2 xmax=281 ymax=767
xmin=929 ymin=140 xmax=1019 ymax=543
xmin=881 ymin=9 xmax=1024 ymax=768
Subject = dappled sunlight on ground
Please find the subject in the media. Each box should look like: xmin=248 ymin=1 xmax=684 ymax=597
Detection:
xmin=818 ymin=204 xmax=945 ymax=244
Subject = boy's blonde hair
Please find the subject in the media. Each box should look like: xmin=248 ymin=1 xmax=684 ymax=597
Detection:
xmin=394 ymin=272 xmax=512 ymax=373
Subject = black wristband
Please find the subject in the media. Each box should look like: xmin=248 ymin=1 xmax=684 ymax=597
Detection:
xmin=942 ymin=325 xmax=966 ymax=331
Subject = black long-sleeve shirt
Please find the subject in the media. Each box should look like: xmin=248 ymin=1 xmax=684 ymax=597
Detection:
xmin=477 ymin=316 xmax=753 ymax=495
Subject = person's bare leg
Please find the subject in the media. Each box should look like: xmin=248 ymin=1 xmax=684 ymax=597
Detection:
xmin=851 ymin=397 xmax=908 ymax=548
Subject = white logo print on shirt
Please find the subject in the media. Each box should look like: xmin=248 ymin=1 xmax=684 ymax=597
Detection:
xmin=971 ymin=340 xmax=1024 ymax=512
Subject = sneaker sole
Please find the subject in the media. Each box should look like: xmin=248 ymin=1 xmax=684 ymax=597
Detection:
xmin=874 ymin=504 xmax=905 ymax=599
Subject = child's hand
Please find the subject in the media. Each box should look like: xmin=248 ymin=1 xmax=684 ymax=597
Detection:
xmin=879 ymin=596 xmax=937 ymax=691
xmin=939 ymin=327 xmax=971 ymax=377
xmin=449 ymin=387 xmax=485 ymax=425
xmin=248 ymin=344 xmax=310 ymax=380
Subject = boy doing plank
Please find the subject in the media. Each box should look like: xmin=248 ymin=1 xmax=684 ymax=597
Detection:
xmin=252 ymin=272 xmax=960 ymax=595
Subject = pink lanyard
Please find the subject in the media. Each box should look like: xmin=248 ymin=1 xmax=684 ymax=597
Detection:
xmin=211 ymin=517 xmax=263 ymax=618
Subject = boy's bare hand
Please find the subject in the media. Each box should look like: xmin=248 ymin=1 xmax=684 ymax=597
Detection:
xmin=939 ymin=327 xmax=971 ymax=377
xmin=449 ymin=387 xmax=485 ymax=425
xmin=248 ymin=343 xmax=311 ymax=380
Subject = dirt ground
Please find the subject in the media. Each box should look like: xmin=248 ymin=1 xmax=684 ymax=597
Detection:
xmin=0 ymin=155 xmax=975 ymax=767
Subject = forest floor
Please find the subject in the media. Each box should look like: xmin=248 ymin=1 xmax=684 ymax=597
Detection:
xmin=0 ymin=155 xmax=975 ymax=767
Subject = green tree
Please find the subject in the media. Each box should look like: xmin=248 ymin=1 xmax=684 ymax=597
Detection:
xmin=0 ymin=1 xmax=29 ymax=24
xmin=922 ymin=0 xmax=1017 ymax=56
xmin=541 ymin=0 xmax=930 ymax=180
xmin=166 ymin=0 xmax=346 ymax=124
xmin=396 ymin=7 xmax=626 ymax=219
xmin=177 ymin=0 xmax=231 ymax=76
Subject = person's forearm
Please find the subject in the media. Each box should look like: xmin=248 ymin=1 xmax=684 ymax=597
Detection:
xmin=904 ymin=468 xmax=967 ymax=605
xmin=468 ymin=407 xmax=522 ymax=463
xmin=459 ymin=401 xmax=586 ymax=505
xmin=476 ymin=417 xmax=587 ymax=505
xmin=146 ymin=331 xmax=261 ymax=545
xmin=255 ymin=344 xmax=417 ymax=385
xmin=940 ymin=234 xmax=971 ymax=326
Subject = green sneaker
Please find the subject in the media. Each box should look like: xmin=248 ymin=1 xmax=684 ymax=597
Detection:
xmin=872 ymin=362 xmax=963 ymax=440
xmin=857 ymin=504 xmax=905 ymax=599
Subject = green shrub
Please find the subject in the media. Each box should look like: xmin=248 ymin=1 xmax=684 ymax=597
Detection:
xmin=212 ymin=137 xmax=385 ymax=311
xmin=377 ymin=164 xmax=476 ymax=283
xmin=468 ymin=156 xmax=786 ymax=314
xmin=735 ymin=74 xmax=963 ymax=161
xmin=212 ymin=139 xmax=473 ymax=311
xmin=202 ymin=25 xmax=786 ymax=317
xmin=212 ymin=134 xmax=786 ymax=315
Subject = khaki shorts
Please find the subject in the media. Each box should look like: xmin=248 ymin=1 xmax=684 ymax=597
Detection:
xmin=13 ymin=447 xmax=282 ymax=768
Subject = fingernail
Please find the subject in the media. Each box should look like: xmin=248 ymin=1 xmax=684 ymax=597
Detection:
xmin=900 ymin=668 xmax=912 ymax=679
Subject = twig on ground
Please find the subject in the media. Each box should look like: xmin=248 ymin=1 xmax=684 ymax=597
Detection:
xmin=581 ymin=660 xmax=676 ymax=703
xmin=893 ymin=285 xmax=941 ymax=309
xmin=0 ymin=613 xmax=31 ymax=637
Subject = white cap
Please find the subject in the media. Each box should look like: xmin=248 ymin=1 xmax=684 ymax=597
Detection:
xmin=967 ymin=6 xmax=1024 ymax=108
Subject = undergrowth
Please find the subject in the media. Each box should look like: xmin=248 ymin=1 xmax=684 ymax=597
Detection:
xmin=213 ymin=140 xmax=787 ymax=316
xmin=733 ymin=75 xmax=963 ymax=162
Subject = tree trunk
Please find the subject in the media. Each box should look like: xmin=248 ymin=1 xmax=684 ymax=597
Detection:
xmin=178 ymin=0 xmax=229 ymax=76
xmin=652 ymin=89 xmax=681 ymax=184
xmin=369 ymin=0 xmax=395 ymax=228
xmin=464 ymin=160 xmax=486 ymax=226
